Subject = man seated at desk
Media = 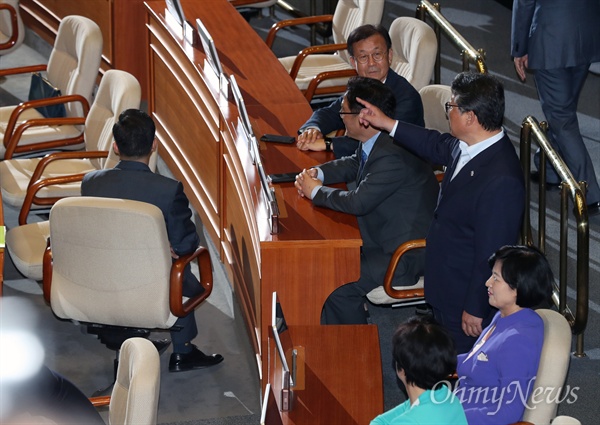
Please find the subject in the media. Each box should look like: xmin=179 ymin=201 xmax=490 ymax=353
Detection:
xmin=295 ymin=77 xmax=438 ymax=325
xmin=296 ymin=24 xmax=424 ymax=158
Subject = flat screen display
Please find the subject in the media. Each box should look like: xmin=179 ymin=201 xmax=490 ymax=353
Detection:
xmin=166 ymin=0 xmax=185 ymax=25
xmin=196 ymin=18 xmax=224 ymax=77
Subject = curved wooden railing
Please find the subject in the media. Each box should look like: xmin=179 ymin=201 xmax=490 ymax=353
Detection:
xmin=416 ymin=0 xmax=487 ymax=82
xmin=519 ymin=116 xmax=590 ymax=357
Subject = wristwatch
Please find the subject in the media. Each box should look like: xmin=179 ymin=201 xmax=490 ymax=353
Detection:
xmin=324 ymin=137 xmax=332 ymax=152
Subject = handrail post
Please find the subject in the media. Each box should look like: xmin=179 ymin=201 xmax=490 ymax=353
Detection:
xmin=519 ymin=116 xmax=589 ymax=357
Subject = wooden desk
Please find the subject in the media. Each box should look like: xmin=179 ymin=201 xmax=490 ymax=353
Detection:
xmin=269 ymin=325 xmax=383 ymax=425
xmin=145 ymin=0 xmax=362 ymax=356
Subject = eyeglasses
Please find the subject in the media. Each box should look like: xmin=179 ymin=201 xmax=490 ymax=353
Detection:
xmin=339 ymin=110 xmax=360 ymax=116
xmin=353 ymin=50 xmax=387 ymax=64
xmin=444 ymin=102 xmax=460 ymax=117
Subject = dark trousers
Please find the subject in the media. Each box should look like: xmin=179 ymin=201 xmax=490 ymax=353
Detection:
xmin=171 ymin=265 xmax=203 ymax=346
xmin=534 ymin=65 xmax=600 ymax=204
xmin=432 ymin=306 xmax=494 ymax=355
xmin=321 ymin=281 xmax=372 ymax=325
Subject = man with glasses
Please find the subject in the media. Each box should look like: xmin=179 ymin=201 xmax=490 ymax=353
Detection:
xmin=296 ymin=24 xmax=424 ymax=158
xmin=295 ymin=77 xmax=438 ymax=325
xmin=356 ymin=72 xmax=525 ymax=354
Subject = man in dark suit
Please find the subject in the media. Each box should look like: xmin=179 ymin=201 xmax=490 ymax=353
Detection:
xmin=295 ymin=77 xmax=439 ymax=325
xmin=296 ymin=24 xmax=424 ymax=159
xmin=357 ymin=72 xmax=525 ymax=353
xmin=511 ymin=0 xmax=600 ymax=215
xmin=81 ymin=109 xmax=223 ymax=372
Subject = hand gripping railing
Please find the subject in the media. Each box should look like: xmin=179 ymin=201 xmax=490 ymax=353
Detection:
xmin=416 ymin=0 xmax=487 ymax=83
xmin=520 ymin=116 xmax=589 ymax=357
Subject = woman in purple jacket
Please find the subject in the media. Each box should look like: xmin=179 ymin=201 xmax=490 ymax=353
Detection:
xmin=455 ymin=245 xmax=553 ymax=424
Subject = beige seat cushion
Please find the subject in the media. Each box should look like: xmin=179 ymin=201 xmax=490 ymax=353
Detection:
xmin=0 ymin=157 xmax=98 ymax=207
xmin=279 ymin=55 xmax=353 ymax=91
xmin=6 ymin=220 xmax=50 ymax=280
xmin=366 ymin=276 xmax=424 ymax=305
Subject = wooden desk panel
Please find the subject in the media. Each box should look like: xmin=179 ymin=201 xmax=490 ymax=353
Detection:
xmin=269 ymin=325 xmax=384 ymax=424
xmin=145 ymin=0 xmax=367 ymax=402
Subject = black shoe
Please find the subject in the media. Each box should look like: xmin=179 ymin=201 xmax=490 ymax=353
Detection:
xmin=588 ymin=202 xmax=600 ymax=216
xmin=530 ymin=171 xmax=561 ymax=191
xmin=150 ymin=339 xmax=171 ymax=355
xmin=169 ymin=345 xmax=224 ymax=372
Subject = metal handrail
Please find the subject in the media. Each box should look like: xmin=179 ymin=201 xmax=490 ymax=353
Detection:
xmin=519 ymin=116 xmax=589 ymax=357
xmin=416 ymin=0 xmax=487 ymax=82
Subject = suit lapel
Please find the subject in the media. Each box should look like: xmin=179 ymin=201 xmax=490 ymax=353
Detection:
xmin=441 ymin=136 xmax=509 ymax=201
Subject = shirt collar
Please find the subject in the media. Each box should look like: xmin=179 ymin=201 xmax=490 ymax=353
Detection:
xmin=462 ymin=129 xmax=505 ymax=159
xmin=361 ymin=131 xmax=381 ymax=157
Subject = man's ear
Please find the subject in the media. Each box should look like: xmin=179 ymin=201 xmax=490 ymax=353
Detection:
xmin=349 ymin=56 xmax=357 ymax=70
xmin=387 ymin=47 xmax=393 ymax=65
xmin=151 ymin=138 xmax=158 ymax=152
xmin=112 ymin=141 xmax=120 ymax=155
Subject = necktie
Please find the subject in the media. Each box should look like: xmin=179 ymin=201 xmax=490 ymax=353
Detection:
xmin=357 ymin=149 xmax=368 ymax=180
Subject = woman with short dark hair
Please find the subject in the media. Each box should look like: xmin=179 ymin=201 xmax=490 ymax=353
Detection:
xmin=456 ymin=245 xmax=553 ymax=424
xmin=371 ymin=316 xmax=467 ymax=424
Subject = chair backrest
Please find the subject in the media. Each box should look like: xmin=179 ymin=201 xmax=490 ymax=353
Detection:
xmin=46 ymin=15 xmax=103 ymax=119
xmin=390 ymin=17 xmax=437 ymax=91
xmin=83 ymin=69 xmax=142 ymax=168
xmin=109 ymin=338 xmax=161 ymax=425
xmin=47 ymin=197 xmax=178 ymax=329
xmin=521 ymin=309 xmax=572 ymax=424
xmin=0 ymin=0 xmax=24 ymax=55
xmin=419 ymin=84 xmax=452 ymax=134
xmin=332 ymin=0 xmax=384 ymax=63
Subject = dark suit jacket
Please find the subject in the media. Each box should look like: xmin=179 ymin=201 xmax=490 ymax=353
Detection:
xmin=300 ymin=69 xmax=424 ymax=158
xmin=393 ymin=122 xmax=525 ymax=319
xmin=313 ymin=132 xmax=439 ymax=288
xmin=81 ymin=160 xmax=200 ymax=257
xmin=511 ymin=0 xmax=600 ymax=69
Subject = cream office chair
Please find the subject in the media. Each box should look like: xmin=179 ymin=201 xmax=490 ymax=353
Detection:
xmin=0 ymin=0 xmax=24 ymax=55
xmin=230 ymin=0 xmax=277 ymax=18
xmin=0 ymin=69 xmax=142 ymax=226
xmin=89 ymin=338 xmax=161 ymax=425
xmin=389 ymin=17 xmax=437 ymax=92
xmin=0 ymin=15 xmax=102 ymax=159
xmin=366 ymin=239 xmax=427 ymax=307
xmin=42 ymin=197 xmax=214 ymax=371
xmin=519 ymin=309 xmax=573 ymax=425
xmin=265 ymin=0 xmax=384 ymax=97
xmin=419 ymin=84 xmax=452 ymax=133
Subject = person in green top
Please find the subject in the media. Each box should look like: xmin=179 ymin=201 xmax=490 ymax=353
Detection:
xmin=371 ymin=316 xmax=467 ymax=425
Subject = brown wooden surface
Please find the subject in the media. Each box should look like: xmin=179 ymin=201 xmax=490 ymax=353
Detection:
xmin=145 ymin=2 xmax=371 ymax=413
xmin=269 ymin=325 xmax=384 ymax=424
xmin=20 ymin=0 xmax=148 ymax=97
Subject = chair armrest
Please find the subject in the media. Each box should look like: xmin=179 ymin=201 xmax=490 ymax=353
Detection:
xmin=0 ymin=64 xmax=47 ymax=78
xmin=169 ymin=246 xmax=213 ymax=317
xmin=0 ymin=3 xmax=19 ymax=50
xmin=383 ymin=239 xmax=426 ymax=299
xmin=18 ymin=151 xmax=109 ymax=225
xmin=89 ymin=396 xmax=111 ymax=407
xmin=265 ymin=14 xmax=333 ymax=48
xmin=42 ymin=239 xmax=52 ymax=303
xmin=3 ymin=95 xmax=90 ymax=159
xmin=304 ymin=68 xmax=358 ymax=101
xmin=288 ymin=42 xmax=348 ymax=80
